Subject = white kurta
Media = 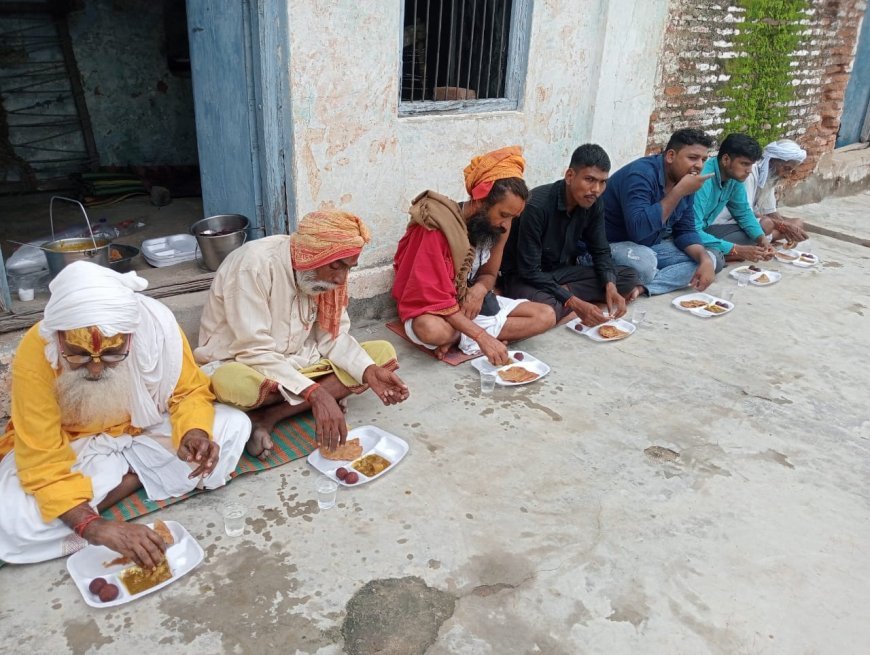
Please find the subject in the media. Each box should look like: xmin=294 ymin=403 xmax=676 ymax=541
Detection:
xmin=194 ymin=236 xmax=375 ymax=403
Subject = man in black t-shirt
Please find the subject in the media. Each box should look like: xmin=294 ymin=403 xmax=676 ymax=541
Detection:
xmin=500 ymin=144 xmax=641 ymax=325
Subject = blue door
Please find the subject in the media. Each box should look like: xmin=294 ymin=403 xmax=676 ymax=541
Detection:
xmin=186 ymin=0 xmax=295 ymax=236
xmin=838 ymin=5 xmax=870 ymax=147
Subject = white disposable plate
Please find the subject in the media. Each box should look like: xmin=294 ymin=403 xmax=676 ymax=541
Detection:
xmin=141 ymin=234 xmax=198 ymax=267
xmin=775 ymin=248 xmax=819 ymax=267
xmin=672 ymin=292 xmax=734 ymax=318
xmin=66 ymin=520 xmax=203 ymax=608
xmin=672 ymin=292 xmax=717 ymax=312
xmin=792 ymin=251 xmax=819 ymax=268
xmin=307 ymin=424 xmax=409 ymax=487
xmin=564 ymin=318 xmax=636 ymax=342
xmin=141 ymin=234 xmax=197 ymax=259
xmin=469 ymin=350 xmax=550 ymax=386
xmin=750 ymin=270 xmax=781 ymax=286
xmin=729 ymin=265 xmax=767 ymax=279
xmin=773 ymin=248 xmax=800 ymax=263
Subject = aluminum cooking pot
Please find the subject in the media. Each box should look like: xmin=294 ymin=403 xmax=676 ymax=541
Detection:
xmin=45 ymin=196 xmax=110 ymax=278
xmin=44 ymin=236 xmax=111 ymax=277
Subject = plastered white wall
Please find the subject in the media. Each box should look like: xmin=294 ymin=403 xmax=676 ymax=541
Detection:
xmin=589 ymin=0 xmax=671 ymax=168
xmin=285 ymin=1 xmax=669 ymax=269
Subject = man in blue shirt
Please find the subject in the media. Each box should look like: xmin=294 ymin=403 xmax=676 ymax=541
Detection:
xmin=604 ymin=128 xmax=722 ymax=296
xmin=693 ymin=133 xmax=774 ymax=262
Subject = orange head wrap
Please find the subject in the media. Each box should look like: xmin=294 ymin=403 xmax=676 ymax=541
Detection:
xmin=463 ymin=145 xmax=525 ymax=200
xmin=289 ymin=211 xmax=371 ymax=338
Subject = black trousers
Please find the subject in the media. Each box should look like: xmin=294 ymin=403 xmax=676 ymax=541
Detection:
xmin=502 ymin=266 xmax=639 ymax=321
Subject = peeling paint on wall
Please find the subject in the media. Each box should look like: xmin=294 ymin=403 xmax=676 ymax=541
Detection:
xmin=285 ymin=1 xmax=669 ymax=269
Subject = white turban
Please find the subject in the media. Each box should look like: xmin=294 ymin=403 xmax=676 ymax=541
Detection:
xmin=38 ymin=261 xmax=183 ymax=429
xmin=41 ymin=261 xmax=147 ymax=336
xmin=757 ymin=139 xmax=807 ymax=189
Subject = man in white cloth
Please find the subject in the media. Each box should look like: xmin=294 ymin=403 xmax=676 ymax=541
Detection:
xmin=195 ymin=210 xmax=409 ymax=459
xmin=712 ymin=138 xmax=809 ymax=245
xmin=0 ymin=261 xmax=250 ymax=565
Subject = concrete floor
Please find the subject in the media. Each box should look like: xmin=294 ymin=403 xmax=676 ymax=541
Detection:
xmin=1 ymin=192 xmax=869 ymax=654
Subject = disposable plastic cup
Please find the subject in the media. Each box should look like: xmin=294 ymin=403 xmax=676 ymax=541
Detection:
xmin=480 ymin=371 xmax=497 ymax=394
xmin=222 ymin=501 xmax=247 ymax=537
xmin=17 ymin=288 xmax=34 ymax=302
xmin=736 ymin=273 xmax=751 ymax=288
xmin=316 ymin=477 xmax=338 ymax=510
xmin=631 ymin=310 xmax=647 ymax=326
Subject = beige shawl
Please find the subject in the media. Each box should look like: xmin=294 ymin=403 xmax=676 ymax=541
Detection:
xmin=407 ymin=190 xmax=474 ymax=302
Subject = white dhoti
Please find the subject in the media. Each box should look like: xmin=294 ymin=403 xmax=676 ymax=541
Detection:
xmin=403 ymin=297 xmax=528 ymax=355
xmin=456 ymin=297 xmax=527 ymax=355
xmin=0 ymin=404 xmax=250 ymax=564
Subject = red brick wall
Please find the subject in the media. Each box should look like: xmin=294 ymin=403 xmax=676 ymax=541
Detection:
xmin=648 ymin=0 xmax=867 ymax=184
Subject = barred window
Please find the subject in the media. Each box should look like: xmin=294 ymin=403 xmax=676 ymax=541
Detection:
xmin=400 ymin=0 xmax=531 ymax=115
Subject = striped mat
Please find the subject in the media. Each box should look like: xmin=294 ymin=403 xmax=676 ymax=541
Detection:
xmin=101 ymin=413 xmax=318 ymax=521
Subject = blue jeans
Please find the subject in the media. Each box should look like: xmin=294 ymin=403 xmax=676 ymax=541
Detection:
xmin=610 ymin=240 xmax=723 ymax=296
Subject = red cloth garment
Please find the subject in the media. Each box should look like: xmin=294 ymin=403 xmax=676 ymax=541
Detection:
xmin=469 ymin=180 xmax=495 ymax=200
xmin=392 ymin=225 xmax=461 ymax=322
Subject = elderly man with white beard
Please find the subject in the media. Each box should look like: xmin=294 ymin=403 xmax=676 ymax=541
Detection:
xmin=195 ymin=210 xmax=409 ymax=461
xmin=0 ymin=262 xmax=250 ymax=566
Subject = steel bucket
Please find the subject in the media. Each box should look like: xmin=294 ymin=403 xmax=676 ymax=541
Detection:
xmin=45 ymin=196 xmax=110 ymax=278
xmin=190 ymin=214 xmax=249 ymax=271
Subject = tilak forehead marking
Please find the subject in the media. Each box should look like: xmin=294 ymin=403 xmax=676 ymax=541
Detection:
xmin=63 ymin=327 xmax=126 ymax=355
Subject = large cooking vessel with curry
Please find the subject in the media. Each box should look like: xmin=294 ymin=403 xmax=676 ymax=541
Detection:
xmin=43 ymin=196 xmax=110 ymax=277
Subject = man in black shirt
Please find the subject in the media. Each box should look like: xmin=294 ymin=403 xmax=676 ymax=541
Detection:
xmin=500 ymin=144 xmax=641 ymax=325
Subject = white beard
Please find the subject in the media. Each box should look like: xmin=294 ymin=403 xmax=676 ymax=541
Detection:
xmin=761 ymin=169 xmax=781 ymax=193
xmin=55 ymin=357 xmax=134 ymax=429
xmin=296 ymin=269 xmax=338 ymax=296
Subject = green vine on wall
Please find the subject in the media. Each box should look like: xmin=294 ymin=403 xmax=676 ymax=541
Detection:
xmin=721 ymin=0 xmax=809 ymax=145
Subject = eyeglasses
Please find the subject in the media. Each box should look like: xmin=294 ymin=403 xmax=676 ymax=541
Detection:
xmin=61 ymin=351 xmax=130 ymax=365
xmin=59 ymin=336 xmax=132 ymax=365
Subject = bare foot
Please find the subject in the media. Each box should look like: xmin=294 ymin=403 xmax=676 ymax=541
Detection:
xmin=246 ymin=425 xmax=274 ymax=461
xmin=434 ymin=343 xmax=452 ymax=360
xmin=626 ymin=286 xmax=645 ymax=302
